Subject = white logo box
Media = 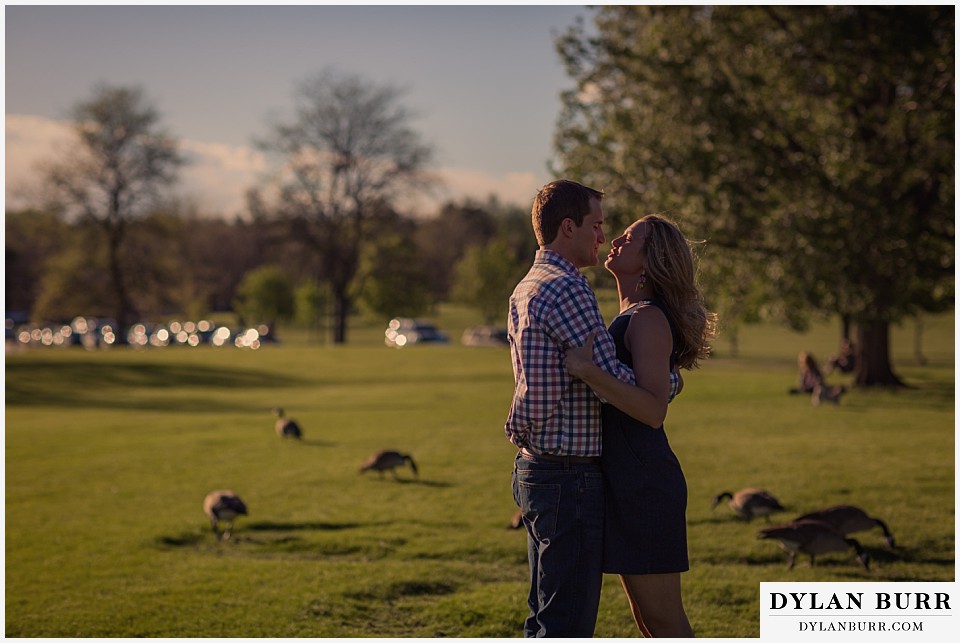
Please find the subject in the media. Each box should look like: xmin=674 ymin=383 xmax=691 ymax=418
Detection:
xmin=760 ymin=582 xmax=956 ymax=641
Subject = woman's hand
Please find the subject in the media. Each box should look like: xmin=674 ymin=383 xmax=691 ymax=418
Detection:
xmin=565 ymin=330 xmax=599 ymax=379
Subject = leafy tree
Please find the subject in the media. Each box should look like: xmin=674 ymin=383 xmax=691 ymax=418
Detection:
xmin=415 ymin=200 xmax=498 ymax=299
xmin=32 ymin=225 xmax=114 ymax=321
xmin=40 ymin=84 xmax=186 ymax=341
xmin=355 ymin=231 xmax=433 ymax=321
xmin=178 ymin=215 xmax=274 ymax=313
xmin=233 ymin=265 xmax=294 ymax=329
xmin=255 ymin=68 xmax=434 ymax=343
xmin=30 ymin=213 xmax=185 ymax=324
xmin=5 ymin=209 xmax=70 ymax=315
xmin=555 ymin=6 xmax=954 ymax=386
xmin=451 ymin=240 xmax=526 ymax=324
xmin=293 ymin=281 xmax=329 ymax=328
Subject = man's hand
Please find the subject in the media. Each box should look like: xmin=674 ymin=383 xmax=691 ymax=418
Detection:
xmin=564 ymin=330 xmax=598 ymax=379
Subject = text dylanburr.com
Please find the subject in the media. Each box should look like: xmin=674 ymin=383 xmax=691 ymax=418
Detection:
xmin=760 ymin=582 xmax=956 ymax=640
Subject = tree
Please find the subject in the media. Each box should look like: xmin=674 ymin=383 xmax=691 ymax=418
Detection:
xmin=555 ymin=6 xmax=954 ymax=386
xmin=256 ymin=69 xmax=434 ymax=343
xmin=355 ymin=231 xmax=434 ymax=321
xmin=232 ymin=265 xmax=294 ymax=329
xmin=415 ymin=200 xmax=498 ymax=300
xmin=293 ymin=280 xmax=329 ymax=339
xmin=451 ymin=240 xmax=526 ymax=324
xmin=31 ymin=224 xmax=114 ymax=321
xmin=41 ymin=84 xmax=186 ymax=341
xmin=5 ymin=209 xmax=70 ymax=315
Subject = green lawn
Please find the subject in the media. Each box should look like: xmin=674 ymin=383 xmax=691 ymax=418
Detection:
xmin=4 ymin=306 xmax=954 ymax=637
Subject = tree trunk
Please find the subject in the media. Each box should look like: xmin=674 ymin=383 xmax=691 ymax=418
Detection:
xmin=840 ymin=314 xmax=852 ymax=341
xmin=727 ymin=324 xmax=739 ymax=358
xmin=853 ymin=321 xmax=905 ymax=388
xmin=914 ymin=315 xmax=928 ymax=366
xmin=332 ymin=285 xmax=348 ymax=344
xmin=106 ymin=224 xmax=134 ymax=345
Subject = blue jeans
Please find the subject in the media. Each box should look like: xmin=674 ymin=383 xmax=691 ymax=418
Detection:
xmin=512 ymin=452 xmax=605 ymax=637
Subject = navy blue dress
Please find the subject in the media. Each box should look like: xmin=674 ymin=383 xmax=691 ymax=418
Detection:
xmin=601 ymin=300 xmax=689 ymax=574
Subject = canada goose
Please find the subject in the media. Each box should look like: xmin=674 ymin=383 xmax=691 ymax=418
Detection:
xmin=359 ymin=450 xmax=418 ymax=479
xmin=203 ymin=490 xmax=248 ymax=541
xmin=711 ymin=487 xmax=785 ymax=522
xmin=794 ymin=504 xmax=895 ymax=547
xmin=272 ymin=407 xmax=302 ymax=439
xmin=757 ymin=519 xmax=870 ymax=570
xmin=812 ymin=383 xmax=846 ymax=406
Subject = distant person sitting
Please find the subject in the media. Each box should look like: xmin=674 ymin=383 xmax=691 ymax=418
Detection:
xmin=789 ymin=351 xmax=825 ymax=394
xmin=789 ymin=351 xmax=845 ymax=405
xmin=826 ymin=339 xmax=856 ymax=375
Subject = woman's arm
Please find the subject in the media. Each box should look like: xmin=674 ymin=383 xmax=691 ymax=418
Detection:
xmin=565 ymin=306 xmax=673 ymax=427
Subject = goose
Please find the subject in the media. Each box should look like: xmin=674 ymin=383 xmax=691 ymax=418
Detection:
xmin=794 ymin=504 xmax=895 ymax=547
xmin=272 ymin=407 xmax=302 ymax=439
xmin=203 ymin=490 xmax=248 ymax=541
xmin=757 ymin=519 xmax=870 ymax=570
xmin=359 ymin=450 xmax=418 ymax=479
xmin=711 ymin=487 xmax=785 ymax=522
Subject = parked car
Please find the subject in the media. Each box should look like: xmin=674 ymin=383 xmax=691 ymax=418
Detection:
xmin=384 ymin=318 xmax=449 ymax=348
xmin=461 ymin=326 xmax=510 ymax=347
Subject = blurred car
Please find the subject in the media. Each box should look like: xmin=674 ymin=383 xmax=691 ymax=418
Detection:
xmin=384 ymin=318 xmax=449 ymax=348
xmin=461 ymin=326 xmax=510 ymax=347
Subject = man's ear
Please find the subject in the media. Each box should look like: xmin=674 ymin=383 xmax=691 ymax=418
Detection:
xmin=559 ymin=218 xmax=575 ymax=238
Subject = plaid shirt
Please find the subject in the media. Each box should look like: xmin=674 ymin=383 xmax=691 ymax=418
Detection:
xmin=505 ymin=250 xmax=636 ymax=457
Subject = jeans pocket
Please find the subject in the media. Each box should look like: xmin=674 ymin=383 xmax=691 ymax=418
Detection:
xmin=515 ymin=478 xmax=561 ymax=542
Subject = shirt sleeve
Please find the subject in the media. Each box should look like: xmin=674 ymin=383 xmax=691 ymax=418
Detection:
xmin=668 ymin=369 xmax=679 ymax=403
xmin=543 ymin=278 xmax=636 ymax=387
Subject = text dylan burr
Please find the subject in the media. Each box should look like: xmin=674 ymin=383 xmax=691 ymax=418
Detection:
xmin=770 ymin=592 xmax=951 ymax=611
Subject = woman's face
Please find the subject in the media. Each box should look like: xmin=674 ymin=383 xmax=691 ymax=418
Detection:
xmin=605 ymin=220 xmax=650 ymax=278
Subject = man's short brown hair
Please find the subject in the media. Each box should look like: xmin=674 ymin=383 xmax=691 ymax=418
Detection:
xmin=531 ymin=179 xmax=605 ymax=246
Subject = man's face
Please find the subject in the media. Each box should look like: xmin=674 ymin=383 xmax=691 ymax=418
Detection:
xmin=569 ymin=197 xmax=606 ymax=268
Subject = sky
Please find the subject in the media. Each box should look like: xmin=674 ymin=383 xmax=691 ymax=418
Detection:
xmin=4 ymin=3 xmax=596 ymax=218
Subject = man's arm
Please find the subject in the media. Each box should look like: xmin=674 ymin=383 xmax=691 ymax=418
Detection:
xmin=544 ymin=280 xmax=635 ymax=385
xmin=545 ymin=280 xmax=680 ymax=403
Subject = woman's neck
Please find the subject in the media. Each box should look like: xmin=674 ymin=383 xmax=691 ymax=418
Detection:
xmin=615 ymin=276 xmax=650 ymax=313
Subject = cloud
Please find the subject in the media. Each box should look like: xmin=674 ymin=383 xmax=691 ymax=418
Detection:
xmin=5 ymin=114 xmax=542 ymax=218
xmin=433 ymin=167 xmax=542 ymax=208
xmin=4 ymin=114 xmax=76 ymax=207
xmin=4 ymin=114 xmax=267 ymax=217
xmin=176 ymin=139 xmax=268 ymax=217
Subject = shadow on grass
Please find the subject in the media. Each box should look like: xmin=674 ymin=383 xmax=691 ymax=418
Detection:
xmin=844 ymin=378 xmax=955 ymax=412
xmin=245 ymin=520 xmax=369 ymax=531
xmin=285 ymin=438 xmax=338 ymax=448
xmin=154 ymin=524 xmax=408 ymax=559
xmin=346 ymin=579 xmax=458 ymax=602
xmin=357 ymin=477 xmax=453 ymax=487
xmin=6 ymin=360 xmax=306 ymax=411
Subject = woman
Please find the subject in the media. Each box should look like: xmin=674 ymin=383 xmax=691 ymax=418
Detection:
xmin=794 ymin=351 xmax=825 ymax=394
xmin=566 ymin=214 xmax=716 ymax=637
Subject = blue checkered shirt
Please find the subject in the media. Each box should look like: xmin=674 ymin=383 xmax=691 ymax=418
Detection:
xmin=504 ymin=251 xmax=625 ymax=456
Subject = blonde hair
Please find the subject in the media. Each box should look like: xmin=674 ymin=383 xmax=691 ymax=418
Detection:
xmin=640 ymin=213 xmax=717 ymax=369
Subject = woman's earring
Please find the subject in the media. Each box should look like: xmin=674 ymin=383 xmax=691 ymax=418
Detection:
xmin=636 ymin=270 xmax=648 ymax=292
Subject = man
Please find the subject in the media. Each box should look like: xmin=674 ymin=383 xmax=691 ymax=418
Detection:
xmin=506 ymin=179 xmax=677 ymax=637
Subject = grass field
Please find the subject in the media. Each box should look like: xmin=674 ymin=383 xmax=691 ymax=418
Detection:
xmin=4 ymin=304 xmax=955 ymax=637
